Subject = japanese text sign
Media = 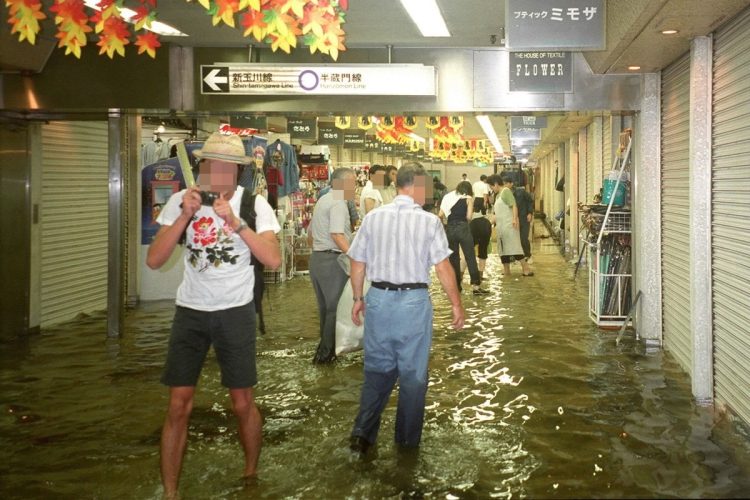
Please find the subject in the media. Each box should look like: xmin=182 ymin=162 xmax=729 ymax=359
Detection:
xmin=318 ymin=126 xmax=343 ymax=145
xmin=506 ymin=0 xmax=605 ymax=51
xmin=287 ymin=118 xmax=317 ymax=140
xmin=201 ymin=64 xmax=436 ymax=96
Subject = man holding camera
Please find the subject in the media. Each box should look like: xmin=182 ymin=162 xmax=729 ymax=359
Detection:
xmin=147 ymin=132 xmax=281 ymax=498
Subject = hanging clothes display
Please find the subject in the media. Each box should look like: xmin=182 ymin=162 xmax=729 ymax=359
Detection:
xmin=142 ymin=135 xmax=169 ymax=166
xmin=265 ymin=139 xmax=300 ymax=197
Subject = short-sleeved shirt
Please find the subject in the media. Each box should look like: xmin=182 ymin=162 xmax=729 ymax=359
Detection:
xmin=348 ymin=195 xmax=451 ymax=284
xmin=472 ymin=180 xmax=490 ymax=198
xmin=310 ymin=191 xmax=351 ymax=251
xmin=500 ymin=187 xmax=516 ymax=207
xmin=157 ymin=186 xmax=281 ymax=311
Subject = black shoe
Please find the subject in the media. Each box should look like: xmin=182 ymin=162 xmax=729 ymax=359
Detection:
xmin=472 ymin=288 xmax=490 ymax=295
xmin=350 ymin=436 xmax=370 ymax=456
xmin=312 ymin=354 xmax=337 ymax=365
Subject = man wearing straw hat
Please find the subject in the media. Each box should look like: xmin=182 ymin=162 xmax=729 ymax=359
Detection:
xmin=147 ymin=132 xmax=281 ymax=497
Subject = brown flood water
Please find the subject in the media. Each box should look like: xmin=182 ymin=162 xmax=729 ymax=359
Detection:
xmin=2 ymin=226 xmax=750 ymax=498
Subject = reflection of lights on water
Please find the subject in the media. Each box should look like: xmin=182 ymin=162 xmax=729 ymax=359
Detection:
xmin=558 ymin=406 xmax=565 ymax=415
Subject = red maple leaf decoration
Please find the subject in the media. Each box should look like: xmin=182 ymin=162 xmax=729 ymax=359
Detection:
xmin=135 ymin=31 xmax=160 ymax=58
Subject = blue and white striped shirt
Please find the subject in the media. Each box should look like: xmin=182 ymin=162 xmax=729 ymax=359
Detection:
xmin=348 ymin=195 xmax=451 ymax=284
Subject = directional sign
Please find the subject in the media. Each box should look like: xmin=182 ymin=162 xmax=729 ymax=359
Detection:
xmin=202 ymin=66 xmax=229 ymax=93
xmin=198 ymin=64 xmax=436 ymax=96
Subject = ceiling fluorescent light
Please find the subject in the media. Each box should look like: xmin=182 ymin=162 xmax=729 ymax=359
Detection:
xmin=83 ymin=0 xmax=188 ymax=37
xmin=399 ymin=0 xmax=451 ymax=37
xmin=476 ymin=115 xmax=504 ymax=156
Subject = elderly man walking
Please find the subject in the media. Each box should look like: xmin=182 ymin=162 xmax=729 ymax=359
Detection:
xmin=309 ymin=167 xmax=357 ymax=364
xmin=347 ymin=162 xmax=465 ymax=455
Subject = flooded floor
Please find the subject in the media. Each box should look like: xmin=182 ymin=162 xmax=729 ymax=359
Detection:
xmin=3 ymin=225 xmax=750 ymax=499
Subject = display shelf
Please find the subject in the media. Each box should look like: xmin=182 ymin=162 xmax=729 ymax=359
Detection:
xmin=586 ymin=133 xmax=634 ymax=327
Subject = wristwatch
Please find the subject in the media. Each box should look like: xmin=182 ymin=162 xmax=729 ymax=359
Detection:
xmin=235 ymin=218 xmax=249 ymax=233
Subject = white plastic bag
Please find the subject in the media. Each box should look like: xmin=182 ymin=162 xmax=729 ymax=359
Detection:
xmin=335 ymin=280 xmax=370 ymax=355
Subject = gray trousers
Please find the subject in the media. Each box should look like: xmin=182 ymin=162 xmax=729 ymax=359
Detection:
xmin=309 ymin=251 xmax=349 ymax=361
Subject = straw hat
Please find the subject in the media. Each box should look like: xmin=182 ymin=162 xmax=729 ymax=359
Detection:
xmin=193 ymin=132 xmax=253 ymax=164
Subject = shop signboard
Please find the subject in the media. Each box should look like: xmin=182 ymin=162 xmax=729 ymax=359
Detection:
xmin=509 ymin=51 xmax=572 ymax=92
xmin=510 ymin=116 xmax=547 ymax=129
xmin=229 ymin=115 xmax=267 ymax=131
xmin=381 ymin=144 xmax=395 ymax=154
xmin=343 ymin=130 xmax=366 ymax=149
xmin=506 ymin=0 xmax=605 ymax=50
xmin=318 ymin=126 xmax=343 ymax=145
xmin=200 ymin=64 xmax=436 ymax=96
xmin=364 ymin=135 xmax=380 ymax=151
xmin=287 ymin=118 xmax=317 ymax=140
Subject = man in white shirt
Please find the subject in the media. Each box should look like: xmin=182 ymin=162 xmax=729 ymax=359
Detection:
xmin=147 ymin=132 xmax=281 ymax=497
xmin=472 ymin=174 xmax=491 ymax=215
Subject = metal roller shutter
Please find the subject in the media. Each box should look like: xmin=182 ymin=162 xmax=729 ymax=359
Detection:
xmin=661 ymin=52 xmax=692 ymax=374
xmin=586 ymin=124 xmax=596 ymax=202
xmin=40 ymin=122 xmax=109 ymax=327
xmin=712 ymin=8 xmax=750 ymax=425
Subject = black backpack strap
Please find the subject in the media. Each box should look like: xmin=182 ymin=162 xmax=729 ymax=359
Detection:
xmin=240 ymin=188 xmax=257 ymax=232
xmin=240 ymin=188 xmax=262 ymax=266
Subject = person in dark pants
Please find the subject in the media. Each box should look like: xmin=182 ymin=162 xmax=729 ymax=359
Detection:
xmin=347 ymin=162 xmax=465 ymax=456
xmin=513 ymin=185 xmax=535 ymax=262
xmin=308 ymin=167 xmax=357 ymax=364
xmin=470 ymin=208 xmax=493 ymax=282
xmin=147 ymin=132 xmax=282 ymax=497
xmin=439 ymin=181 xmax=489 ymax=295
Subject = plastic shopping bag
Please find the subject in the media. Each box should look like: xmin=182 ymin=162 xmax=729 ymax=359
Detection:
xmin=335 ymin=279 xmax=370 ymax=355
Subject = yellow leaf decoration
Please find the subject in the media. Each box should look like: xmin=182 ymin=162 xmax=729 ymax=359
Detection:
xmin=6 ymin=0 xmax=47 ymax=45
xmin=4 ymin=0 xmax=349 ymax=60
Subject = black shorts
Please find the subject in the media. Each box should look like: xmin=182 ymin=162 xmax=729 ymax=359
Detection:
xmin=470 ymin=217 xmax=492 ymax=259
xmin=161 ymin=302 xmax=257 ymax=388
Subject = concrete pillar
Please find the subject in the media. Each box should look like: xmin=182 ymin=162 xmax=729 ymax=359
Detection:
xmin=689 ymin=36 xmax=713 ymax=403
xmin=634 ymin=73 xmax=662 ymax=344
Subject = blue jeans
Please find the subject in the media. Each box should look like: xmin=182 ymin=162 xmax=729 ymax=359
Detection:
xmin=351 ymin=287 xmax=433 ymax=447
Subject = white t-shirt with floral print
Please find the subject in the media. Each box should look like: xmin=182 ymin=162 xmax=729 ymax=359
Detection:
xmin=157 ymin=186 xmax=281 ymax=311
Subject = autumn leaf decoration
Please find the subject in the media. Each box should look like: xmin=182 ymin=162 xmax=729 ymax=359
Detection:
xmin=6 ymin=0 xmax=347 ymax=60
xmin=133 ymin=0 xmax=160 ymax=58
xmin=6 ymin=0 xmax=46 ymax=45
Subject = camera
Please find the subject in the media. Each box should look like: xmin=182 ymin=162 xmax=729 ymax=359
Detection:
xmin=199 ymin=190 xmax=220 ymax=206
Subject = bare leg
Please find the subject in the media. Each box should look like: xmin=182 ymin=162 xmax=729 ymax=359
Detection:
xmin=161 ymin=386 xmax=195 ymax=499
xmin=521 ymin=260 xmax=532 ymax=275
xmin=230 ymin=387 xmax=262 ymax=478
xmin=503 ymin=262 xmax=511 ymax=276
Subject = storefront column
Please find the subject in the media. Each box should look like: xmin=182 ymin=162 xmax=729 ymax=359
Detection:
xmin=567 ymin=137 xmax=578 ymax=258
xmin=107 ymin=110 xmax=124 ymax=338
xmin=689 ymin=36 xmax=713 ymax=403
xmin=634 ymin=73 xmax=662 ymax=344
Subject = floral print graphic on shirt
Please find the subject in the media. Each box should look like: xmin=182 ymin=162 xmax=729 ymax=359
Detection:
xmin=186 ymin=215 xmax=239 ymax=271
xmin=192 ymin=217 xmax=217 ymax=246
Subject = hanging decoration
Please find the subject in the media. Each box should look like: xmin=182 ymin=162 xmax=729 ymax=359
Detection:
xmin=334 ymin=116 xmax=350 ymax=129
xmin=6 ymin=0 xmax=348 ymax=60
xmin=6 ymin=0 xmax=46 ymax=45
xmin=357 ymin=116 xmax=373 ymax=130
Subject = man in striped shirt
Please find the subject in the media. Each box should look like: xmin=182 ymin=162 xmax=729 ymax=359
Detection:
xmin=347 ymin=162 xmax=465 ymax=455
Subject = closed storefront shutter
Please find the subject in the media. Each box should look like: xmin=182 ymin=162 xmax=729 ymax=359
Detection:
xmin=586 ymin=124 xmax=596 ymax=203
xmin=712 ymin=8 xmax=750 ymax=424
xmin=661 ymin=52 xmax=692 ymax=374
xmin=40 ymin=122 xmax=109 ymax=327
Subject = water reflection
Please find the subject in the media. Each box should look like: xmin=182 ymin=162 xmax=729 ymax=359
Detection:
xmin=2 ymin=225 xmax=750 ymax=498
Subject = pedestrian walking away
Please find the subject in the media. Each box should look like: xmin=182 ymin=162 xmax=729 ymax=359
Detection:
xmin=439 ymin=181 xmax=489 ymax=295
xmin=347 ymin=162 xmax=465 ymax=457
xmin=146 ymin=132 xmax=282 ymax=498
xmin=309 ymin=167 xmax=357 ymax=364
xmin=488 ymin=174 xmax=533 ymax=277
